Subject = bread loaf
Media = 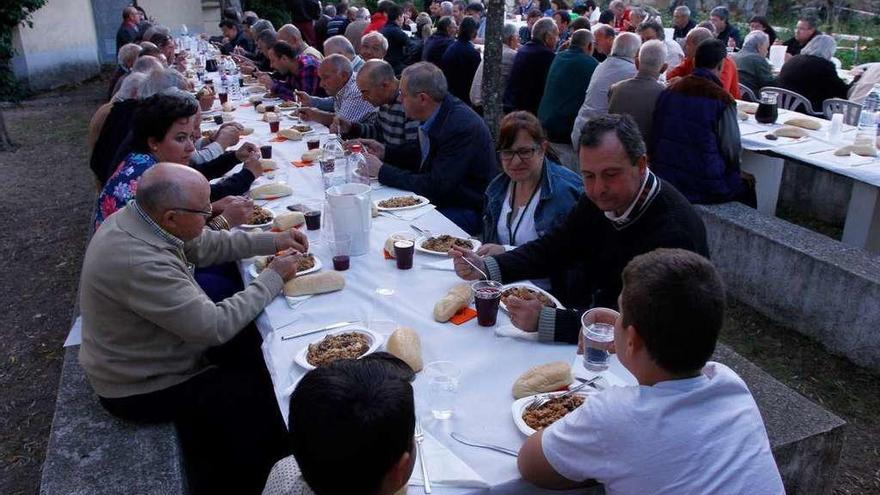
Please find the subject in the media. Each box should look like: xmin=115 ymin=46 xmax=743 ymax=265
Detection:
xmin=783 ymin=117 xmax=822 ymax=130
xmin=260 ymin=159 xmax=278 ymax=171
xmin=263 ymin=111 xmax=278 ymax=122
xmin=221 ymin=112 xmax=235 ymax=123
xmin=249 ymin=183 xmax=293 ymax=199
xmin=737 ymin=101 xmax=758 ymax=114
xmin=737 ymin=111 xmax=749 ymax=121
xmin=283 ymin=271 xmax=345 ymax=297
xmin=834 ymin=145 xmax=853 ymax=156
xmin=273 ymin=211 xmax=305 ymax=230
xmin=221 ymin=102 xmax=234 ymax=112
xmin=386 ymin=327 xmax=423 ymax=372
xmin=278 ymin=128 xmax=303 ymax=141
xmin=512 ymin=361 xmax=573 ymax=399
xmin=772 ymin=126 xmax=809 ymax=139
xmin=852 ymin=144 xmax=879 ymax=157
xmin=256 ymin=103 xmax=266 ymax=113
xmin=241 ymin=127 xmax=254 ymax=136
xmin=301 ymin=149 xmax=322 ymax=162
xmin=433 ymin=283 xmax=474 ymax=322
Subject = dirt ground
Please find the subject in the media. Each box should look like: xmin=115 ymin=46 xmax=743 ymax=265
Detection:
xmin=0 ymin=75 xmax=877 ymax=495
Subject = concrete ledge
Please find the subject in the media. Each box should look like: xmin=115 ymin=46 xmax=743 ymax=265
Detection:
xmin=40 ymin=347 xmax=187 ymax=495
xmin=697 ymin=202 xmax=880 ymax=371
xmin=714 ymin=344 xmax=846 ymax=495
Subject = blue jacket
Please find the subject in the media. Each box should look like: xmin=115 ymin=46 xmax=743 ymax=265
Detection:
xmin=422 ymin=34 xmax=455 ymax=66
xmin=651 ymin=69 xmax=745 ymax=204
xmin=440 ymin=40 xmax=482 ymax=106
xmin=482 ymin=159 xmax=583 ymax=244
xmin=380 ymin=95 xmax=497 ymax=212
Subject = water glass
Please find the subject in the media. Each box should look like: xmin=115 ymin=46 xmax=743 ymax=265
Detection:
xmin=581 ymin=308 xmax=620 ymax=371
xmin=424 ymin=361 xmax=461 ymax=420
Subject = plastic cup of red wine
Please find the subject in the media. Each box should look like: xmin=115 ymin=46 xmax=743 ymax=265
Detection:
xmin=472 ymin=280 xmax=502 ymax=326
xmin=260 ymin=145 xmax=272 ymax=159
xmin=329 ymin=233 xmax=352 ymax=271
xmin=304 ymin=210 xmax=321 ymax=230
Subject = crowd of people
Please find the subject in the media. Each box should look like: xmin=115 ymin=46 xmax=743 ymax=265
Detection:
xmin=80 ymin=0 xmax=879 ymax=493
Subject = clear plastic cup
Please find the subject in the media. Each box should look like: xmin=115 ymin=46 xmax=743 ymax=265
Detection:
xmin=424 ymin=361 xmax=461 ymax=419
xmin=581 ymin=308 xmax=620 ymax=371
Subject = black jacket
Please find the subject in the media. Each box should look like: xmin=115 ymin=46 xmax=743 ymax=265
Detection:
xmin=90 ymin=99 xmax=138 ymax=184
xmin=422 ymin=34 xmax=454 ymax=66
xmin=489 ymin=178 xmax=709 ymax=343
xmin=381 ymin=22 xmax=412 ymax=75
xmin=777 ymin=54 xmax=849 ymax=112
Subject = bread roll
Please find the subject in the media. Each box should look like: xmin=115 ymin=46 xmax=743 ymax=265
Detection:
xmin=784 ymin=117 xmax=822 ymax=130
xmin=386 ymin=327 xmax=423 ymax=372
xmin=254 ymin=256 xmax=270 ymax=273
xmin=772 ymin=126 xmax=809 ymax=139
xmin=737 ymin=111 xmax=749 ymax=121
xmin=241 ymin=127 xmax=254 ymax=136
xmin=273 ymin=211 xmax=305 ymax=230
xmin=248 ymin=94 xmax=263 ymax=104
xmin=512 ymin=361 xmax=572 ymax=399
xmin=222 ymin=112 xmax=235 ymax=122
xmin=221 ymin=102 xmax=234 ymax=112
xmin=834 ymin=145 xmax=853 ymax=157
xmin=852 ymin=144 xmax=879 ymax=157
xmin=249 ymin=183 xmax=293 ymax=199
xmin=302 ymin=149 xmax=322 ymax=162
xmin=433 ymin=283 xmax=474 ymax=322
xmin=256 ymin=103 xmax=266 ymax=113
xmin=384 ymin=236 xmax=398 ymax=258
xmin=737 ymin=101 xmax=758 ymax=114
xmin=278 ymin=128 xmax=303 ymax=141
xmin=283 ymin=271 xmax=345 ymax=297
xmin=260 ymin=159 xmax=278 ymax=171
xmin=263 ymin=111 xmax=278 ymax=122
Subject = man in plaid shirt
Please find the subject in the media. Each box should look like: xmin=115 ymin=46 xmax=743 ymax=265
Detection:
xmin=297 ymin=54 xmax=377 ymax=125
xmin=258 ymin=41 xmax=321 ymax=98
xmin=332 ymin=59 xmax=419 ymax=147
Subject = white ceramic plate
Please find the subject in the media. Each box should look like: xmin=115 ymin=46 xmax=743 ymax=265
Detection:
xmin=248 ymin=254 xmax=322 ymax=278
xmin=499 ymin=282 xmax=565 ymax=312
xmin=293 ymin=327 xmax=384 ymax=371
xmin=375 ymin=195 xmax=430 ymax=212
xmin=239 ymin=208 xmax=275 ymax=229
xmin=415 ymin=235 xmax=481 ymax=256
xmin=512 ymin=389 xmax=596 ymax=436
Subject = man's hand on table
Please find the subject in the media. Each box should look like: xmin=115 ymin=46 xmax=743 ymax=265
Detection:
xmin=257 ymin=73 xmax=274 ymax=89
xmin=450 ymin=246 xmax=487 ymax=281
xmin=297 ymin=107 xmax=333 ymax=126
xmin=214 ymin=123 xmax=243 ymax=148
xmin=577 ymin=308 xmax=619 ymax=355
xmin=274 ymin=229 xmax=309 ymax=253
xmin=236 ymin=142 xmax=259 ymax=162
xmin=363 ymin=152 xmax=383 ymax=178
xmin=506 ymin=295 xmax=543 ymax=332
xmin=215 ymin=196 xmax=254 ymax=228
xmin=268 ymin=250 xmax=303 ymax=282
xmin=356 ymin=138 xmax=385 ymax=159
xmin=329 ymin=116 xmax=352 ymax=135
xmin=243 ymin=156 xmax=263 ymax=178
xmin=476 ymin=243 xmax=506 ymax=256
xmin=294 ymin=90 xmax=312 ymax=106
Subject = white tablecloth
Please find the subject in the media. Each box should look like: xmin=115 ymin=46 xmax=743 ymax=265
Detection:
xmin=215 ymin=88 xmax=636 ymax=494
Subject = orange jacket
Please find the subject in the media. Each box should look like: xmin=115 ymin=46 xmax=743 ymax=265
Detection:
xmin=667 ymin=57 xmax=741 ymax=99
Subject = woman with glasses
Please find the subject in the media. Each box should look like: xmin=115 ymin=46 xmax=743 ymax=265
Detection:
xmin=479 ymin=111 xmax=582 ymax=258
xmin=95 ymin=92 xmax=260 ymax=231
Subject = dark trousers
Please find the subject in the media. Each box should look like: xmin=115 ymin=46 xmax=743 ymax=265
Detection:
xmin=437 ymin=206 xmax=481 ymax=237
xmin=100 ymin=326 xmax=288 ymax=495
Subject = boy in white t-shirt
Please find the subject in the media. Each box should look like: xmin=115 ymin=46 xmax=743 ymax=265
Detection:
xmin=517 ymin=248 xmax=785 ymax=494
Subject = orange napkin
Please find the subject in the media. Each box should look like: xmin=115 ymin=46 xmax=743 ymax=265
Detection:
xmin=240 ymin=103 xmax=253 ymax=108
xmin=292 ymin=160 xmax=315 ymax=168
xmin=449 ymin=307 xmax=478 ymax=325
xmin=383 ymin=249 xmax=394 ymax=260
xmin=271 ymin=136 xmax=287 ymax=142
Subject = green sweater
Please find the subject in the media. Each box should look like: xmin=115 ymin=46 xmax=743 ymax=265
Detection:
xmin=538 ymin=47 xmax=599 ymax=144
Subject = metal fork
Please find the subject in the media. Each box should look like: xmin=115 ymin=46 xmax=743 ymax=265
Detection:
xmin=414 ymin=419 xmax=431 ymax=493
xmin=525 ymin=377 xmax=599 ymax=412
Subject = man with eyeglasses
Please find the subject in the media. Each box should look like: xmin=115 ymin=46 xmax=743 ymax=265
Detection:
xmin=451 ymin=115 xmax=709 ymax=343
xmin=79 ymin=163 xmax=309 ymax=494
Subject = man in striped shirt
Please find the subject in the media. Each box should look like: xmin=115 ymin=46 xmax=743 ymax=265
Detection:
xmin=332 ymin=59 xmax=419 ymax=147
xmin=297 ymin=54 xmax=377 ymax=125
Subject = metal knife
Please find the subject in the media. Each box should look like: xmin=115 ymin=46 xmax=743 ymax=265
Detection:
xmin=449 ymin=432 xmax=519 ymax=457
xmin=280 ymin=321 xmax=355 ymax=341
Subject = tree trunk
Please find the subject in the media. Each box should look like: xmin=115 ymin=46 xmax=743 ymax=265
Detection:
xmin=0 ymin=109 xmax=15 ymax=152
xmin=482 ymin=0 xmax=505 ymax=141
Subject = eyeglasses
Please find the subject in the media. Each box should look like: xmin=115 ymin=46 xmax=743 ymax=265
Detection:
xmin=171 ymin=205 xmax=213 ymax=219
xmin=499 ymin=146 xmax=539 ymax=162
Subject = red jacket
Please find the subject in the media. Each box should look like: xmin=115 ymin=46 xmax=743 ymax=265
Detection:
xmin=364 ymin=13 xmax=387 ymax=35
xmin=667 ymin=57 xmax=741 ymax=99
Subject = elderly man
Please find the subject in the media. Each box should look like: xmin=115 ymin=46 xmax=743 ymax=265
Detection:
xmin=236 ymin=28 xmax=278 ymax=73
xmin=108 ymin=43 xmax=142 ymax=101
xmin=783 ymin=15 xmax=821 ymax=58
xmin=672 ymin=5 xmax=696 ymax=43
xmin=591 ymin=23 xmax=615 ymax=63
xmin=653 ymin=39 xmax=749 ymax=205
xmin=296 ymin=54 xmax=377 ymax=125
xmin=423 ymin=16 xmax=457 ymax=65
xmin=637 ymin=20 xmax=684 ymax=71
xmin=345 ymin=7 xmax=370 ymax=52
xmin=465 ymin=2 xmax=486 ymax=42
xmin=608 ymin=40 xmax=667 ymax=147
xmin=333 ymin=59 xmax=419 ymax=146
xmin=219 ymin=19 xmax=253 ymax=55
xmin=504 ymin=17 xmax=558 ymax=114
xmin=667 ymin=27 xmax=740 ymax=98
xmin=80 ymin=162 xmax=309 ymax=494
xmin=734 ymin=30 xmax=776 ymax=95
xmin=360 ymin=30 xmax=389 ymax=61
xmin=710 ymin=6 xmax=742 ymax=48
xmin=470 ymin=22 xmax=519 ymax=108
xmin=609 ymin=0 xmax=631 ymax=31
xmin=358 ymin=62 xmax=496 ymax=234
xmin=451 ymin=114 xmax=708 ymax=340
xmin=116 ymin=6 xmax=140 ymax=53
xmin=570 ymin=32 xmax=641 ymax=147
xmin=278 ymin=23 xmax=324 ymax=61
xmin=324 ymin=34 xmax=365 ymax=72
xmin=538 ymin=29 xmax=598 ymax=169
xmin=258 ymin=40 xmax=321 ymax=97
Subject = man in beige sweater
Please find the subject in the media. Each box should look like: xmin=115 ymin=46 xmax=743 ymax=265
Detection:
xmin=79 ymin=163 xmax=307 ymax=495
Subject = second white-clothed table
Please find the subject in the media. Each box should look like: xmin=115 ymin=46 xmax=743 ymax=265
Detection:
xmin=214 ymin=92 xmax=637 ymax=494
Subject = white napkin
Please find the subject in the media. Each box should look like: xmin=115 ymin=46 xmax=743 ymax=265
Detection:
xmin=64 ymin=316 xmax=83 ymax=347
xmin=494 ymin=324 xmax=538 ymax=341
xmin=408 ymin=429 xmax=489 ymax=488
xmin=285 ymin=294 xmax=312 ymax=310
xmin=570 ymin=355 xmax=638 ymax=388
xmin=384 ymin=204 xmax=437 ymax=221
xmin=421 ymin=258 xmax=455 ymax=271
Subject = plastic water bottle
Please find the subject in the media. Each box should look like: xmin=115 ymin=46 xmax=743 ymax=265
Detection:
xmin=320 ymin=134 xmax=347 ymax=190
xmin=858 ymin=84 xmax=880 ymax=131
xmin=348 ymin=144 xmax=368 ymax=184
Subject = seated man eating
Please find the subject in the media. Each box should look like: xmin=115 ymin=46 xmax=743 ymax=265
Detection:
xmin=79 ymin=163 xmax=309 ymax=495
xmin=452 ymin=114 xmax=708 ymax=342
xmin=517 ymin=248 xmax=785 ymax=494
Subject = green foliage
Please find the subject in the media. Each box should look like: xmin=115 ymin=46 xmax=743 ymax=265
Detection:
xmin=0 ymin=0 xmax=47 ymax=101
xmin=246 ymin=0 xmax=291 ymax=31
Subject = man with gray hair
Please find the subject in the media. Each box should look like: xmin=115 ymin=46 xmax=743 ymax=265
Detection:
xmin=323 ymin=35 xmax=365 ymax=72
xmin=672 ymin=5 xmax=695 ymax=43
xmin=636 ymin=21 xmax=684 ymax=71
xmin=344 ymin=7 xmax=370 ymax=52
xmin=116 ymin=6 xmax=140 ymax=52
xmin=538 ymin=28 xmax=598 ymax=169
xmin=108 ymin=43 xmax=142 ymax=101
xmin=297 ymin=54 xmax=377 ymax=125
xmin=667 ymin=27 xmax=741 ymax=98
xmin=278 ymin=23 xmax=325 ymax=61
xmin=469 ymin=22 xmax=519 ymax=108
xmin=333 ymin=59 xmax=420 ymax=147
xmin=591 ymin=23 xmax=615 ymax=62
xmin=709 ymin=6 xmax=742 ymax=48
xmin=358 ymin=62 xmax=496 ymax=234
xmin=440 ymin=1 xmax=454 ymax=17
xmin=360 ymin=30 xmax=389 ymax=61
xmin=504 ymin=17 xmax=559 ymax=114
xmin=608 ymin=39 xmax=667 ymax=146
xmin=571 ymin=32 xmax=641 ymax=147
xmin=733 ymin=30 xmax=775 ymax=95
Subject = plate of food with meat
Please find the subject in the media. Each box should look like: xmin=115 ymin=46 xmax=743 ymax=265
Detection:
xmin=294 ymin=327 xmax=384 ymax=370
xmin=374 ymin=195 xmax=430 ymax=211
xmin=499 ymin=283 xmax=564 ymax=311
xmin=415 ymin=234 xmax=481 ymax=256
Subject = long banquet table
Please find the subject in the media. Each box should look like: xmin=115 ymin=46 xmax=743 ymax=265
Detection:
xmin=213 ymin=92 xmax=634 ymax=494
